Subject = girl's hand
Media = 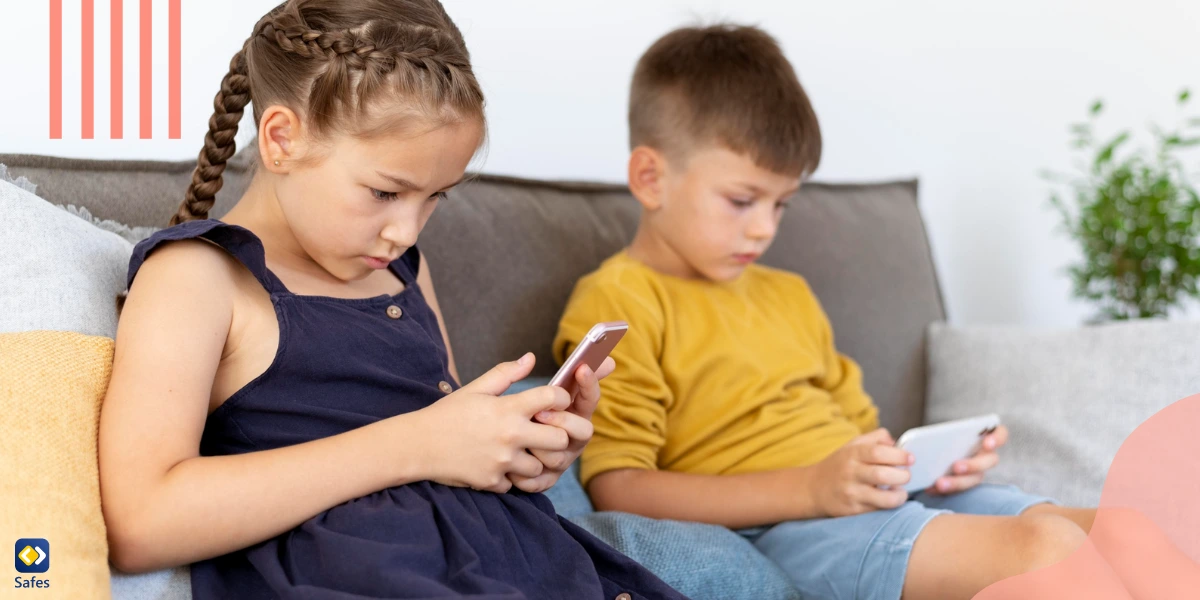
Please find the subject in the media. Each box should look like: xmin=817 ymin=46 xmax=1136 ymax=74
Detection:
xmin=411 ymin=353 xmax=571 ymax=493
xmin=926 ymin=424 xmax=1009 ymax=495
xmin=508 ymin=357 xmax=616 ymax=494
xmin=803 ymin=428 xmax=913 ymax=517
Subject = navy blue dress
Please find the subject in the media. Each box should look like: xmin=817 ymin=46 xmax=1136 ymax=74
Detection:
xmin=127 ymin=220 xmax=687 ymax=600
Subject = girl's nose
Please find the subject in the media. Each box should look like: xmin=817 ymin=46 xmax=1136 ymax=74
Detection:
xmin=381 ymin=219 xmax=420 ymax=249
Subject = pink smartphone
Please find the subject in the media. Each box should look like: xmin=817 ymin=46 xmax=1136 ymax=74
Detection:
xmin=550 ymin=321 xmax=629 ymax=398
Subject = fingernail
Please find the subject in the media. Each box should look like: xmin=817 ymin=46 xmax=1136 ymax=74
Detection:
xmin=907 ymin=454 xmax=915 ymax=465
xmin=986 ymin=438 xmax=996 ymax=449
xmin=519 ymin=353 xmax=532 ymax=366
xmin=536 ymin=411 xmax=551 ymax=420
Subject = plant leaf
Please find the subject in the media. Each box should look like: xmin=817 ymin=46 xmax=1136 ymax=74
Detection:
xmin=1181 ymin=89 xmax=1192 ymax=104
xmin=1095 ymin=131 xmax=1130 ymax=169
xmin=1090 ymin=100 xmax=1104 ymax=115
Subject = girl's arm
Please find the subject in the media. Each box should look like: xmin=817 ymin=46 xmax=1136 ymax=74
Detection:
xmin=417 ymin=252 xmax=459 ymax=384
xmin=100 ymin=241 xmax=566 ymax=573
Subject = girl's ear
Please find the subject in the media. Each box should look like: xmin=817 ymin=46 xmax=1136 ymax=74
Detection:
xmin=258 ymin=105 xmax=304 ymax=173
xmin=628 ymin=146 xmax=668 ymax=212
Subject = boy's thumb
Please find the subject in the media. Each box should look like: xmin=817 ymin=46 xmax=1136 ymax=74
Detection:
xmin=460 ymin=352 xmax=536 ymax=396
xmin=852 ymin=427 xmax=893 ymax=446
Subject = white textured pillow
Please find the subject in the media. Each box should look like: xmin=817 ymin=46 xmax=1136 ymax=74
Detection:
xmin=0 ymin=179 xmax=133 ymax=338
xmin=926 ymin=320 xmax=1200 ymax=507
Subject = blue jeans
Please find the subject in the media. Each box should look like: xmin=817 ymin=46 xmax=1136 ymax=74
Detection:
xmin=738 ymin=484 xmax=1056 ymax=600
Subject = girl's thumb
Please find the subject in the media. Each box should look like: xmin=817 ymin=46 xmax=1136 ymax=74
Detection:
xmin=460 ymin=352 xmax=536 ymax=396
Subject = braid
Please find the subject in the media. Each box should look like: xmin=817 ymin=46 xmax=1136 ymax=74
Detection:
xmin=174 ymin=1 xmax=484 ymax=229
xmin=260 ymin=18 xmax=466 ymax=73
xmin=172 ymin=47 xmax=251 ymax=225
xmin=258 ymin=15 xmax=471 ymax=121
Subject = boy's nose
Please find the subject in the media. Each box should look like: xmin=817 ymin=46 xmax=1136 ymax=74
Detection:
xmin=746 ymin=214 xmax=778 ymax=241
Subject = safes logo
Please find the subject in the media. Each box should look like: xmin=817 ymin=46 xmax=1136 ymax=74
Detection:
xmin=13 ymin=538 xmax=50 ymax=590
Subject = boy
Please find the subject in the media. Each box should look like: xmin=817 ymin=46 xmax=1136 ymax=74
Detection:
xmin=554 ymin=24 xmax=1097 ymax=600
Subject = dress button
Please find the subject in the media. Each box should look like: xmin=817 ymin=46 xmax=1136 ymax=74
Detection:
xmin=438 ymin=381 xmax=453 ymax=394
xmin=615 ymin=594 xmax=632 ymax=600
xmin=386 ymin=305 xmax=403 ymax=319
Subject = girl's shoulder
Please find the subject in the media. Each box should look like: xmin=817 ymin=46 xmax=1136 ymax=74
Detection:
xmin=126 ymin=221 xmax=262 ymax=312
xmin=128 ymin=220 xmax=264 ymax=290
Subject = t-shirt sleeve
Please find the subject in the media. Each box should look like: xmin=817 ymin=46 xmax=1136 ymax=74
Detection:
xmin=553 ymin=268 xmax=672 ymax=488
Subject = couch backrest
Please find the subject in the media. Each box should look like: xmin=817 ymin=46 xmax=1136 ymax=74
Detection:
xmin=1 ymin=151 xmax=945 ymax=434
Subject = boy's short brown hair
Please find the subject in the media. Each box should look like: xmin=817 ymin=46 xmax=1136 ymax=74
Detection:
xmin=629 ymin=24 xmax=821 ymax=177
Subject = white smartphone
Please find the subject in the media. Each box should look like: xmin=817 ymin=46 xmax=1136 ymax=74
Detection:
xmin=894 ymin=413 xmax=1002 ymax=493
xmin=550 ymin=321 xmax=628 ymax=399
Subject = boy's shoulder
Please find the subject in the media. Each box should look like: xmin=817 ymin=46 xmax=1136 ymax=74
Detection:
xmin=564 ymin=251 xmax=672 ymax=321
xmin=743 ymin=262 xmax=818 ymax=299
xmin=575 ymin=250 xmax=663 ymax=294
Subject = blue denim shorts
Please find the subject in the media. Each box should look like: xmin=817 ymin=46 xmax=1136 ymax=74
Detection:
xmin=738 ymin=484 xmax=1055 ymax=600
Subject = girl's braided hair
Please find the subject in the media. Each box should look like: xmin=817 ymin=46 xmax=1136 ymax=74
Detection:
xmin=172 ymin=0 xmax=484 ymax=225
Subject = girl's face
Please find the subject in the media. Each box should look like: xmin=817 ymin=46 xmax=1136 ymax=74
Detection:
xmin=274 ymin=118 xmax=483 ymax=282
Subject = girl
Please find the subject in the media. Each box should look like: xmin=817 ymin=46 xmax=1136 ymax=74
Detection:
xmin=98 ymin=1 xmax=687 ymax=598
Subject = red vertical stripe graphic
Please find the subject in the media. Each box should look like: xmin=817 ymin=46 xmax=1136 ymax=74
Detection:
xmin=170 ymin=0 xmax=181 ymax=139
xmin=82 ymin=0 xmax=94 ymax=139
xmin=111 ymin=0 xmax=123 ymax=139
xmin=50 ymin=0 xmax=62 ymax=139
xmin=140 ymin=0 xmax=152 ymax=139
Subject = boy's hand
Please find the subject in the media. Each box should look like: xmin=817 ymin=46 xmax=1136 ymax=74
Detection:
xmin=926 ymin=424 xmax=1009 ymax=495
xmin=806 ymin=428 xmax=913 ymax=517
xmin=507 ymin=357 xmax=616 ymax=493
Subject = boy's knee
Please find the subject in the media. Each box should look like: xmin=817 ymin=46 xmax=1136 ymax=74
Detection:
xmin=1015 ymin=514 xmax=1087 ymax=572
xmin=1088 ymin=507 xmax=1166 ymax=557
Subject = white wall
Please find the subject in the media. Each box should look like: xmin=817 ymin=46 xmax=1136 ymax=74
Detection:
xmin=4 ymin=0 xmax=1200 ymax=326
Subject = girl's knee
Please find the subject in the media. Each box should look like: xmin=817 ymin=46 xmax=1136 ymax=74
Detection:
xmin=1015 ymin=514 xmax=1088 ymax=572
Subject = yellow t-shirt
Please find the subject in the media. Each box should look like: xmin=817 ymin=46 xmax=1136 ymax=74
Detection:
xmin=554 ymin=251 xmax=879 ymax=488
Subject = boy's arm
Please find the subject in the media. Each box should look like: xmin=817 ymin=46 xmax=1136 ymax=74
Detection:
xmin=554 ymin=274 xmax=671 ymax=486
xmin=587 ymin=467 xmax=822 ymax=529
xmin=806 ymin=282 xmax=879 ymax=433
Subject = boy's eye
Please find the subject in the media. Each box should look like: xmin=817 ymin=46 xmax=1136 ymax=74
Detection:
xmin=370 ymin=188 xmax=400 ymax=202
xmin=728 ymin=198 xmax=753 ymax=208
xmin=429 ymin=191 xmax=449 ymax=202
xmin=776 ymin=201 xmax=790 ymax=211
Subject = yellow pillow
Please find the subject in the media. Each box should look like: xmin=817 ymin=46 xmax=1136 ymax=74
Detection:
xmin=0 ymin=330 xmax=113 ymax=599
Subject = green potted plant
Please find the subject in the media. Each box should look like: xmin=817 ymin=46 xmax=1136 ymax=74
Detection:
xmin=1045 ymin=91 xmax=1200 ymax=321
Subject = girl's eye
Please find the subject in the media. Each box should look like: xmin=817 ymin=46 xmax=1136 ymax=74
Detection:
xmin=429 ymin=191 xmax=449 ymax=202
xmin=729 ymin=198 xmax=753 ymax=208
xmin=370 ymin=188 xmax=400 ymax=202
xmin=776 ymin=201 xmax=790 ymax=211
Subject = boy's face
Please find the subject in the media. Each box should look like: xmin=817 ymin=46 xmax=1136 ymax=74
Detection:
xmin=636 ymin=144 xmax=801 ymax=282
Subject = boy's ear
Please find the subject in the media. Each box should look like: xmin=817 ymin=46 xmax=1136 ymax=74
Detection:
xmin=628 ymin=146 xmax=667 ymax=211
xmin=258 ymin=105 xmax=304 ymax=173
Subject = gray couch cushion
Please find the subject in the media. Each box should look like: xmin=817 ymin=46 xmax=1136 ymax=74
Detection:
xmin=925 ymin=319 xmax=1200 ymax=507
xmin=0 ymin=152 xmax=253 ymax=229
xmin=0 ymin=151 xmax=943 ymax=431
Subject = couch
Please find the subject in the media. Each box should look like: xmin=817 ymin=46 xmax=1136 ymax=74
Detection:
xmin=4 ymin=147 xmax=1199 ymax=600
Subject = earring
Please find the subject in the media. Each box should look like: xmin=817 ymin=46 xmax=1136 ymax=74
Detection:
xmin=273 ymin=160 xmax=280 ymax=166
